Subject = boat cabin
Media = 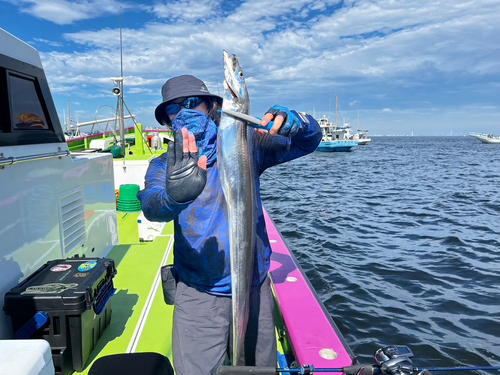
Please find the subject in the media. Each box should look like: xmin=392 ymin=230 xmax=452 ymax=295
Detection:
xmin=0 ymin=28 xmax=118 ymax=340
xmin=0 ymin=31 xmax=66 ymax=147
xmin=318 ymin=115 xmax=351 ymax=142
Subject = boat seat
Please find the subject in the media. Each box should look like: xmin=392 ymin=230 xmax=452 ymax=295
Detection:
xmin=88 ymin=352 xmax=174 ymax=375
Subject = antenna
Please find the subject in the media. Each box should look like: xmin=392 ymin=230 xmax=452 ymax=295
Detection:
xmin=120 ymin=6 xmax=123 ymax=79
xmin=357 ymin=110 xmax=359 ymax=132
xmin=68 ymin=100 xmax=71 ymax=131
xmin=335 ymin=95 xmax=338 ymax=127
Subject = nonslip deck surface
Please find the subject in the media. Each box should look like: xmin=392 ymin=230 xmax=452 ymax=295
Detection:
xmin=74 ymin=213 xmax=174 ymax=374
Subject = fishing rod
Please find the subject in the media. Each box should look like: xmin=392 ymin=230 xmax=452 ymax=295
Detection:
xmin=217 ymin=345 xmax=500 ymax=374
xmin=218 ymin=365 xmax=500 ymax=374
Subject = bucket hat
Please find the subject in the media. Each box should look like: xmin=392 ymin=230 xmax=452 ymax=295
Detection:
xmin=155 ymin=75 xmax=223 ymax=125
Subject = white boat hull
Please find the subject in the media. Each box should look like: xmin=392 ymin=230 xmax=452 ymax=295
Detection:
xmin=357 ymin=138 xmax=371 ymax=145
xmin=470 ymin=133 xmax=500 ymax=144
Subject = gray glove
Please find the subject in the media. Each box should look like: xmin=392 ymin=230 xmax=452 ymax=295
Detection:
xmin=166 ymin=130 xmax=207 ymax=203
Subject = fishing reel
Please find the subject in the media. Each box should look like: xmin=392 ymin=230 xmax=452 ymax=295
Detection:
xmin=373 ymin=346 xmax=431 ymax=375
xmin=374 ymin=346 xmax=415 ymax=375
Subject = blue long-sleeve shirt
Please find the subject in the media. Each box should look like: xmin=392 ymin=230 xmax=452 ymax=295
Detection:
xmin=138 ymin=111 xmax=321 ymax=296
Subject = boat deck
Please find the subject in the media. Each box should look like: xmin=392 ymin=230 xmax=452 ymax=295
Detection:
xmin=72 ymin=211 xmax=353 ymax=374
xmin=74 ymin=213 xmax=175 ymax=374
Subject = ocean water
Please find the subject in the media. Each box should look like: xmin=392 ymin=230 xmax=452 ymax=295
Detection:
xmin=260 ymin=136 xmax=500 ymax=371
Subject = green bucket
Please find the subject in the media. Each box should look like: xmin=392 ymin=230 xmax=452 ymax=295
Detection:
xmin=119 ymin=184 xmax=140 ymax=202
xmin=118 ymin=206 xmax=141 ymax=213
xmin=118 ymin=203 xmax=141 ymax=209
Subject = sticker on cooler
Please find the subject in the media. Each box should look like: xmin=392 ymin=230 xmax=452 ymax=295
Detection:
xmin=73 ymin=273 xmax=89 ymax=278
xmin=78 ymin=261 xmax=98 ymax=272
xmin=21 ymin=283 xmax=79 ymax=295
xmin=51 ymin=264 xmax=72 ymax=272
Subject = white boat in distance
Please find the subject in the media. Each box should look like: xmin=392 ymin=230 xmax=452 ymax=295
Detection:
xmin=470 ymin=133 xmax=500 ymax=144
xmin=352 ymin=130 xmax=371 ymax=145
xmin=351 ymin=110 xmax=371 ymax=145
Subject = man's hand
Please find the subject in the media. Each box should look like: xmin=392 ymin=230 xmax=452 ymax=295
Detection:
xmin=166 ymin=128 xmax=207 ymax=203
xmin=261 ymin=105 xmax=301 ymax=137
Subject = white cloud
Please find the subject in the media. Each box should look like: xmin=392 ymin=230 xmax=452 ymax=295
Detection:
xmin=153 ymin=0 xmax=222 ymax=21
xmin=50 ymin=84 xmax=80 ymax=93
xmin=15 ymin=0 xmax=500 ymax=83
xmin=7 ymin=0 xmax=499 ymax=133
xmin=33 ymin=38 xmax=63 ymax=47
xmin=10 ymin=0 xmax=139 ymax=25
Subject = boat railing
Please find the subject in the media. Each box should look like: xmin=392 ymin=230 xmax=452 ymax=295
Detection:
xmin=68 ymin=115 xmax=135 ymax=139
xmin=0 ymin=148 xmax=70 ymax=168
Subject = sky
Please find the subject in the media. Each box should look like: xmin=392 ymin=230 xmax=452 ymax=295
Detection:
xmin=1 ymin=0 xmax=499 ymax=136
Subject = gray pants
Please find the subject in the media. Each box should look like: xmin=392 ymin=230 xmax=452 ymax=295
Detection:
xmin=172 ymin=276 xmax=277 ymax=375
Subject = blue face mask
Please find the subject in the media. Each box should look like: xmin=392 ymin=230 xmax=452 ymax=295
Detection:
xmin=171 ymin=109 xmax=218 ymax=166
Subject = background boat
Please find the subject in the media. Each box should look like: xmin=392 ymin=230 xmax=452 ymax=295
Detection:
xmin=317 ymin=116 xmax=358 ymax=152
xmin=352 ymin=131 xmax=371 ymax=145
xmin=469 ymin=133 xmax=500 ymax=144
xmin=351 ymin=110 xmax=371 ymax=145
xmin=316 ymin=96 xmax=358 ymax=152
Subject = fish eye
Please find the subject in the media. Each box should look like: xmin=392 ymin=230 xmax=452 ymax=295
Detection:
xmin=238 ymin=70 xmax=244 ymax=78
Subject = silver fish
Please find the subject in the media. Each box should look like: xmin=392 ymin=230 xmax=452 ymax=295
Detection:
xmin=218 ymin=50 xmax=257 ymax=365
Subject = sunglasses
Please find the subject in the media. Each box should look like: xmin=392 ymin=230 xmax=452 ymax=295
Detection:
xmin=165 ymin=97 xmax=205 ymax=115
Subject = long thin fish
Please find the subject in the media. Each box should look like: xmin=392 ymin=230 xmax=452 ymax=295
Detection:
xmin=218 ymin=50 xmax=257 ymax=366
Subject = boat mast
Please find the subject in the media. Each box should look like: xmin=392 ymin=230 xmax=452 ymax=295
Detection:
xmin=335 ymin=95 xmax=338 ymax=127
xmin=117 ymin=6 xmax=125 ymax=153
xmin=120 ymin=6 xmax=123 ymax=79
xmin=67 ymin=100 xmax=71 ymax=134
xmin=357 ymin=110 xmax=359 ymax=132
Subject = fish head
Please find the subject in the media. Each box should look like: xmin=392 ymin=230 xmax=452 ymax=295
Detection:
xmin=222 ymin=50 xmax=249 ymax=113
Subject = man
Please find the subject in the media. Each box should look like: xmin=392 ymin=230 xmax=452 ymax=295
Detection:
xmin=138 ymin=75 xmax=321 ymax=375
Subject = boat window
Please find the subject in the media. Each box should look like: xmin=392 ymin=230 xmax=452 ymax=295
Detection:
xmin=9 ymin=72 xmax=50 ymax=131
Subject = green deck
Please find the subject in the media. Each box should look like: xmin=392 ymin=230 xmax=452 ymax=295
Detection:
xmin=70 ymin=208 xmax=292 ymax=374
xmin=68 ymin=127 xmax=175 ymax=374
xmin=74 ymin=213 xmax=175 ymax=374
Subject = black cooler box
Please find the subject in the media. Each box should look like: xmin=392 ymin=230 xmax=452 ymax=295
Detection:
xmin=4 ymin=258 xmax=117 ymax=375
